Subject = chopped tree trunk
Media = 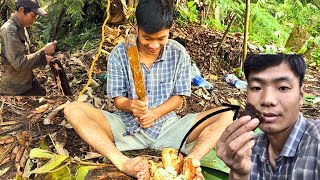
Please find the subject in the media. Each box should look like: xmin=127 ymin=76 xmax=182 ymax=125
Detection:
xmin=285 ymin=26 xmax=309 ymax=53
xmin=49 ymin=59 xmax=73 ymax=96
xmin=304 ymin=42 xmax=317 ymax=61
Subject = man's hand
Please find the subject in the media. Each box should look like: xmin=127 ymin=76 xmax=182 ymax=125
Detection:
xmin=137 ymin=109 xmax=160 ymax=128
xmin=216 ymin=116 xmax=259 ymax=179
xmin=46 ymin=55 xmax=55 ymax=63
xmin=44 ymin=41 xmax=57 ymax=55
xmin=130 ymin=98 xmax=148 ymax=118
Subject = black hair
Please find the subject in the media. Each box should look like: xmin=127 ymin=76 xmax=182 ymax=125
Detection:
xmin=15 ymin=3 xmax=32 ymax=15
xmin=135 ymin=0 xmax=174 ymax=34
xmin=244 ymin=54 xmax=306 ymax=87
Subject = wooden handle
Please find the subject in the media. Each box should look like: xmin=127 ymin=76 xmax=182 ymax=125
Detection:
xmin=126 ymin=34 xmax=147 ymax=101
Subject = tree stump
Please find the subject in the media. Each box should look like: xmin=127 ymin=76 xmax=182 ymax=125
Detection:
xmin=285 ymin=26 xmax=309 ymax=53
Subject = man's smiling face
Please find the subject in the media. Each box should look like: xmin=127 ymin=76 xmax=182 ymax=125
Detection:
xmin=137 ymin=27 xmax=169 ymax=56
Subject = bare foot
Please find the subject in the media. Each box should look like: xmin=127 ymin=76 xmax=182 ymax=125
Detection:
xmin=120 ymin=156 xmax=150 ymax=180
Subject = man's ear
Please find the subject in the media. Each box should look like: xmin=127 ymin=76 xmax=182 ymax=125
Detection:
xmin=17 ymin=7 xmax=25 ymax=13
xmin=299 ymin=85 xmax=305 ymax=105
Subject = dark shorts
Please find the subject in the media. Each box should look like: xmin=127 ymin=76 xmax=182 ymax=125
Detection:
xmin=19 ymin=79 xmax=46 ymax=96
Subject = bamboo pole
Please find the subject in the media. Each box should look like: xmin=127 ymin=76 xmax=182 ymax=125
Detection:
xmin=242 ymin=0 xmax=250 ymax=72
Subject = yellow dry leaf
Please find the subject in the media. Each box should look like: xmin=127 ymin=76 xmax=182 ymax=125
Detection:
xmin=205 ymin=74 xmax=218 ymax=81
xmin=227 ymin=98 xmax=241 ymax=106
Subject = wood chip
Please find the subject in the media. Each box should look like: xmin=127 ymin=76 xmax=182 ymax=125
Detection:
xmin=0 ymin=136 xmax=15 ymax=144
xmin=0 ymin=121 xmax=18 ymax=126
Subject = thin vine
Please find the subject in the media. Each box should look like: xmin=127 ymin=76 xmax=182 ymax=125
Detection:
xmin=78 ymin=0 xmax=111 ymax=98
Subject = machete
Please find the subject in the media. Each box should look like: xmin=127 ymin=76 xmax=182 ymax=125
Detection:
xmin=49 ymin=7 xmax=72 ymax=96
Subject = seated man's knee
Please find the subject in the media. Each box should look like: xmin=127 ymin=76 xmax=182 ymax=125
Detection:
xmin=64 ymin=101 xmax=85 ymax=120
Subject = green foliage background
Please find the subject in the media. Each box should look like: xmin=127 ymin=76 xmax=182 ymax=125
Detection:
xmin=0 ymin=0 xmax=105 ymax=51
xmin=178 ymin=0 xmax=320 ymax=64
xmin=1 ymin=0 xmax=319 ymax=63
xmin=37 ymin=0 xmax=105 ymax=51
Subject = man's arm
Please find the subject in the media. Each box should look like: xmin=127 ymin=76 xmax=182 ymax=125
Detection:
xmin=114 ymin=95 xmax=183 ymax=128
xmin=114 ymin=96 xmax=148 ymax=118
xmin=151 ymin=95 xmax=183 ymax=118
xmin=137 ymin=95 xmax=183 ymax=128
xmin=3 ymin=32 xmax=47 ymax=71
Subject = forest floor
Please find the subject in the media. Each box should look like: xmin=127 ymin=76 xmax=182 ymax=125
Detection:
xmin=0 ymin=23 xmax=319 ymax=179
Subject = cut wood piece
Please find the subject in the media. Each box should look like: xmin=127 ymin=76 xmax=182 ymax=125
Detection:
xmin=0 ymin=141 xmax=17 ymax=165
xmin=240 ymin=102 xmax=265 ymax=125
xmin=162 ymin=148 xmax=184 ymax=175
xmin=0 ymin=123 xmax=26 ymax=136
xmin=0 ymin=156 xmax=10 ymax=166
xmin=11 ymin=145 xmax=19 ymax=160
xmin=0 ymin=120 xmax=18 ymax=126
xmin=49 ymin=59 xmax=72 ymax=96
xmin=0 ymin=136 xmax=14 ymax=144
xmin=85 ymin=165 xmax=134 ymax=180
xmin=182 ymin=158 xmax=196 ymax=180
xmin=126 ymin=34 xmax=147 ymax=102
xmin=148 ymin=148 xmax=199 ymax=180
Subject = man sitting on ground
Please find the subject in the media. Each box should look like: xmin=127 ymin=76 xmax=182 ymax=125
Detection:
xmin=64 ymin=0 xmax=233 ymax=179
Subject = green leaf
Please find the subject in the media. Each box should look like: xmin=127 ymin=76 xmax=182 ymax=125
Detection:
xmin=23 ymin=159 xmax=33 ymax=178
xmin=43 ymin=166 xmax=73 ymax=180
xmin=23 ymin=155 xmax=69 ymax=177
xmin=187 ymin=1 xmax=195 ymax=8
xmin=39 ymin=137 xmax=50 ymax=150
xmin=0 ymin=166 xmax=10 ymax=177
xmin=313 ymin=97 xmax=320 ymax=104
xmin=304 ymin=96 xmax=320 ymax=104
xmin=202 ymin=166 xmax=228 ymax=180
xmin=75 ymin=166 xmax=98 ymax=180
xmin=200 ymin=149 xmax=230 ymax=174
xmin=29 ymin=148 xmax=57 ymax=159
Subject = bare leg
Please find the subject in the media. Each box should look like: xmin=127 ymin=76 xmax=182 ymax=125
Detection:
xmin=186 ymin=106 xmax=234 ymax=160
xmin=64 ymin=101 xmax=150 ymax=178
